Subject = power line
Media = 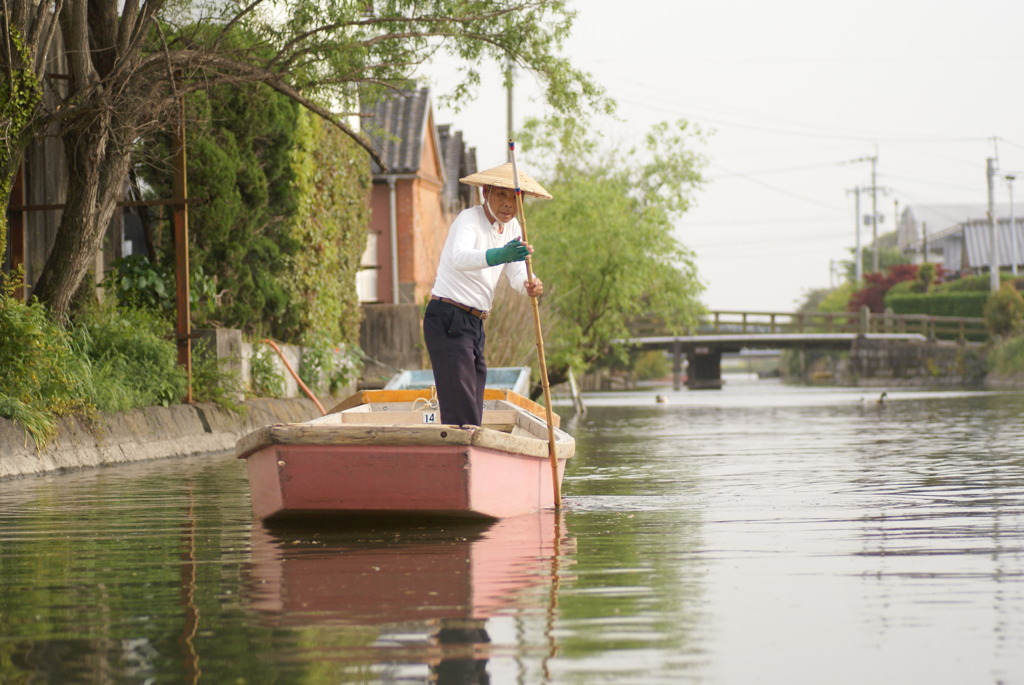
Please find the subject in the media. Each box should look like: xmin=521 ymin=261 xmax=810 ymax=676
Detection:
xmin=709 ymin=161 xmax=857 ymax=179
xmin=708 ymin=161 xmax=848 ymax=213
xmin=880 ymin=172 xmax=980 ymax=192
xmin=689 ymin=229 xmax=857 ymax=251
xmin=996 ymin=137 xmax=1024 ymax=152
xmin=602 ymin=75 xmax=995 ymax=145
xmin=584 ymin=54 xmax=1024 ymax=66
xmin=681 ymin=215 xmax=838 ymax=226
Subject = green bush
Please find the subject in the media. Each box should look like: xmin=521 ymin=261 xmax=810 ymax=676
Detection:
xmin=136 ymin=81 xmax=300 ymax=338
xmin=885 ymin=279 xmax=919 ymax=298
xmin=633 ymin=349 xmax=670 ymax=381
xmin=249 ymin=344 xmax=285 ymax=398
xmin=0 ymin=272 xmax=94 ymax=448
xmin=885 ymin=291 xmax=990 ymax=318
xmin=191 ymin=343 xmax=246 ymax=413
xmin=983 ymin=281 xmax=1024 ymax=337
xmin=986 ymin=334 xmax=1024 ymax=374
xmin=935 ymin=274 xmax=1011 ymax=292
xmin=72 ymin=305 xmax=187 ymax=411
xmin=137 ymin=84 xmax=368 ymax=345
xmin=102 ymin=255 xmax=173 ymax=314
xmin=102 ymin=255 xmax=219 ymax=326
xmin=916 ymin=262 xmax=938 ymax=291
xmin=283 ymin=113 xmax=370 ymax=346
xmin=298 ymin=337 xmax=363 ymax=395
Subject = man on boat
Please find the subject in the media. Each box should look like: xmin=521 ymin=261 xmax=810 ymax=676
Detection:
xmin=423 ymin=162 xmax=551 ymax=426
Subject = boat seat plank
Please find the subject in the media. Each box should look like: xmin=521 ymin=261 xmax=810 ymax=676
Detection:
xmin=337 ymin=410 xmax=521 ymax=429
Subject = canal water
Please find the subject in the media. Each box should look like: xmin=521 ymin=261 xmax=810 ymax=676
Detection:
xmin=1 ymin=378 xmax=1023 ymax=684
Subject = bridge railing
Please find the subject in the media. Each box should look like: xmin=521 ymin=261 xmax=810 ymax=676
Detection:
xmin=699 ymin=309 xmax=987 ymax=341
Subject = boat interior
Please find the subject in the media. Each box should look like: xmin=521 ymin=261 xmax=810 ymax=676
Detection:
xmin=305 ymin=397 xmax=555 ymax=439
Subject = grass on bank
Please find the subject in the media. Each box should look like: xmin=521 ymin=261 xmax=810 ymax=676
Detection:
xmin=987 ymin=335 xmax=1024 ymax=375
xmin=0 ymin=272 xmax=243 ymax=450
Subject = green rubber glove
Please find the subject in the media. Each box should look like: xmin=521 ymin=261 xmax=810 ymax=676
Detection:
xmin=485 ymin=239 xmax=530 ymax=266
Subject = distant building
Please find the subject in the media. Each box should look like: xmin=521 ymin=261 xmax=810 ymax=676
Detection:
xmin=358 ymin=87 xmax=477 ymax=305
xmin=899 ymin=203 xmax=1024 ymax=274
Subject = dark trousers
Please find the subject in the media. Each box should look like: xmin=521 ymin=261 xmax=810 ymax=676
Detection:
xmin=423 ymin=298 xmax=487 ymax=426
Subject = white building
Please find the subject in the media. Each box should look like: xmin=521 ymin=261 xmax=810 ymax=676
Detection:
xmin=898 ymin=204 xmax=1024 ymax=274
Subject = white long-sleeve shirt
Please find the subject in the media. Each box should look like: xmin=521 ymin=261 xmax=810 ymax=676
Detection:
xmin=430 ymin=204 xmax=532 ymax=311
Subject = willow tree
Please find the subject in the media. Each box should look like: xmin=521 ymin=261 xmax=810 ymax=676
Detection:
xmin=1 ymin=0 xmax=609 ymax=319
xmin=509 ymin=116 xmax=708 ymax=384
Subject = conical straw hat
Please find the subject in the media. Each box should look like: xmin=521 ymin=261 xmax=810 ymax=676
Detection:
xmin=460 ymin=162 xmax=552 ymax=200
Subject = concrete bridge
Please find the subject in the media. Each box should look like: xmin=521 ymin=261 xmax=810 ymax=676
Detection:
xmin=619 ymin=310 xmax=987 ymax=389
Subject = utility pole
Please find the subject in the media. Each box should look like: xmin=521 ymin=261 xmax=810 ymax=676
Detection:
xmin=923 ymin=221 xmax=928 ymax=264
xmin=1009 ymin=174 xmax=1018 ymax=276
xmin=870 ymin=155 xmax=880 ymax=273
xmin=845 ymin=154 xmax=887 ymax=276
xmin=894 ymin=197 xmax=900 ymax=258
xmin=987 ymin=158 xmax=999 ymax=291
xmin=848 ymin=187 xmax=863 ymax=282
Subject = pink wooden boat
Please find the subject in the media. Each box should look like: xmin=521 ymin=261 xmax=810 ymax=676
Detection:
xmin=236 ymin=389 xmax=574 ymax=522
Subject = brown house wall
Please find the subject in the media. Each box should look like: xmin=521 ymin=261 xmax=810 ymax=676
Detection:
xmin=368 ymin=109 xmax=453 ymax=306
xmin=368 ymin=182 xmax=393 ymax=303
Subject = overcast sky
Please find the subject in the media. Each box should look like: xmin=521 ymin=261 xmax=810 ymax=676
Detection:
xmin=419 ymin=0 xmax=1024 ymax=312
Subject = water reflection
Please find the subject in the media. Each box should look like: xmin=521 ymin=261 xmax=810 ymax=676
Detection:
xmin=2 ymin=382 xmax=1024 ymax=683
xmin=244 ymin=511 xmax=573 ymax=683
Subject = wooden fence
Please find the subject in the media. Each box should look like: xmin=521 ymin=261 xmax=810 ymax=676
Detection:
xmin=701 ymin=309 xmax=987 ymax=341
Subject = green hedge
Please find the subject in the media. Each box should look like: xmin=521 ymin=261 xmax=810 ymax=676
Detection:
xmin=937 ymin=274 xmax=1020 ymax=292
xmin=282 ymin=111 xmax=370 ymax=347
xmin=884 ymin=291 xmax=990 ymax=318
xmin=137 ymin=83 xmax=369 ymax=345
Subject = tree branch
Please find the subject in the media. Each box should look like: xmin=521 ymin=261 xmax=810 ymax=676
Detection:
xmin=116 ymin=0 xmax=140 ymax=57
xmin=265 ymin=75 xmax=385 ymax=170
xmin=32 ymin=0 xmax=64 ymax=77
xmin=214 ymin=0 xmax=266 ymax=50
xmin=139 ymin=49 xmax=386 ymax=169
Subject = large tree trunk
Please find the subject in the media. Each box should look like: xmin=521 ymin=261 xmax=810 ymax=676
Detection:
xmin=31 ymin=107 xmax=130 ymax=318
xmin=29 ymin=0 xmax=136 ymax=318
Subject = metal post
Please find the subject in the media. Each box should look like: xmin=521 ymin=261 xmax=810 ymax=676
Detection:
xmin=1009 ymin=175 xmax=1018 ymax=276
xmin=172 ymin=96 xmax=192 ymax=402
xmin=894 ymin=197 xmax=900 ymax=258
xmin=672 ymin=339 xmax=682 ymax=392
xmin=853 ymin=187 xmax=862 ymax=281
xmin=860 ymin=305 xmax=871 ymax=334
xmin=988 ymin=157 xmax=999 ymax=291
xmin=505 ymin=57 xmax=514 ymax=161
xmin=871 ymin=156 xmax=879 ymax=273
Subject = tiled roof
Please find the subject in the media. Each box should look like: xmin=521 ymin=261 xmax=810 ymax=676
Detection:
xmin=438 ymin=124 xmax=478 ymax=210
xmin=363 ymin=87 xmax=478 ymax=209
xmin=364 ymin=87 xmax=431 ymax=175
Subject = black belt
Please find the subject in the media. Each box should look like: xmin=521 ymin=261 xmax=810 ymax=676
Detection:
xmin=431 ymin=296 xmax=488 ymax=320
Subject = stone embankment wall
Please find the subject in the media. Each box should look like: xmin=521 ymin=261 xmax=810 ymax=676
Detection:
xmin=0 ymin=398 xmax=325 ymax=481
xmin=1 ymin=321 xmax=375 ymax=481
xmin=843 ymin=337 xmax=988 ymax=387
